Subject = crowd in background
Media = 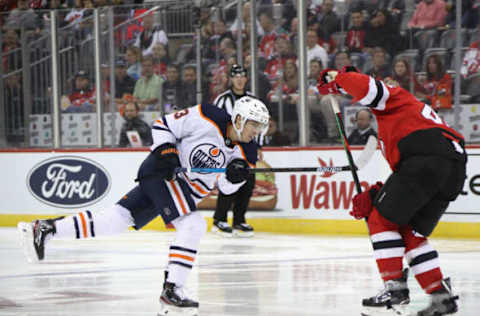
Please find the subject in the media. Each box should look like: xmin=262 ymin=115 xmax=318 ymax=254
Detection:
xmin=1 ymin=0 xmax=480 ymax=146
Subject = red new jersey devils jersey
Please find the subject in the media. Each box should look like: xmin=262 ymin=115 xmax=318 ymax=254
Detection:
xmin=335 ymin=72 xmax=464 ymax=171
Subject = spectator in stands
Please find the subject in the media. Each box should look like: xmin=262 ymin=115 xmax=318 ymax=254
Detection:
xmin=133 ymin=55 xmax=164 ymax=111
xmin=308 ymin=58 xmax=323 ymax=91
xmin=4 ymin=72 xmax=24 ymax=143
xmin=1 ymin=29 xmax=20 ymax=71
xmin=415 ymin=54 xmax=452 ymax=110
xmin=113 ymin=57 xmax=136 ymax=101
xmin=258 ymin=10 xmax=281 ymax=60
xmin=347 ymin=108 xmax=378 ymax=145
xmin=365 ymin=9 xmax=403 ymax=56
xmin=408 ymin=0 xmax=447 ymax=30
xmin=4 ymin=0 xmax=40 ymax=32
xmin=346 ymin=9 xmax=367 ymax=54
xmin=181 ymin=64 xmax=198 ymax=107
xmin=64 ymin=0 xmax=93 ymax=30
xmin=134 ymin=11 xmax=168 ymax=56
xmin=265 ymin=36 xmax=296 ymax=81
xmin=152 ymin=43 xmax=169 ymax=78
xmin=390 ymin=58 xmax=417 ymax=92
xmin=125 ymin=45 xmax=142 ymax=80
xmin=244 ymin=53 xmax=272 ymax=103
xmin=64 ymin=70 xmax=96 ymax=112
xmin=306 ymin=29 xmax=329 ymax=70
xmin=229 ymin=1 xmax=264 ymax=39
xmin=162 ymin=64 xmax=184 ymax=112
xmin=205 ymin=18 xmax=234 ymax=61
xmin=267 ymin=58 xmax=327 ymax=143
xmin=311 ymin=0 xmax=339 ymax=38
xmin=366 ymin=47 xmax=392 ymax=80
xmin=334 ymin=49 xmax=352 ymax=69
xmin=118 ymin=101 xmax=153 ymax=148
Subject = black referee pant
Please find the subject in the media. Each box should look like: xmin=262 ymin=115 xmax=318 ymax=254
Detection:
xmin=213 ymin=173 xmax=255 ymax=226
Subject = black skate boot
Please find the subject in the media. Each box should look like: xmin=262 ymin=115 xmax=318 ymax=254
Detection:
xmin=18 ymin=217 xmax=62 ymax=262
xmin=211 ymin=220 xmax=233 ymax=237
xmin=158 ymin=281 xmax=199 ymax=316
xmin=232 ymin=223 xmax=254 ymax=237
xmin=361 ymin=268 xmax=410 ymax=316
xmin=417 ymin=278 xmax=458 ymax=316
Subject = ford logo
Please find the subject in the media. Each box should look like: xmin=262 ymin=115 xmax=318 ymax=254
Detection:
xmin=27 ymin=156 xmax=111 ymax=208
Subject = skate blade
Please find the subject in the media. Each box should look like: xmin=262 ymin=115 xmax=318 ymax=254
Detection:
xmin=210 ymin=227 xmax=233 ymax=238
xmin=17 ymin=222 xmax=39 ymax=263
xmin=158 ymin=301 xmax=198 ymax=316
xmin=232 ymin=230 xmax=254 ymax=238
xmin=361 ymin=304 xmax=411 ymax=316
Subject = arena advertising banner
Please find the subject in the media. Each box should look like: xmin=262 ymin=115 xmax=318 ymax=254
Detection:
xmin=1 ymin=147 xmax=479 ymax=222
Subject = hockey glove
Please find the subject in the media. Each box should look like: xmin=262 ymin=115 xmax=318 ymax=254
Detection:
xmin=226 ymin=159 xmax=250 ymax=184
xmin=317 ymin=68 xmax=341 ymax=95
xmin=349 ymin=181 xmax=383 ymax=219
xmin=152 ymin=143 xmax=181 ymax=181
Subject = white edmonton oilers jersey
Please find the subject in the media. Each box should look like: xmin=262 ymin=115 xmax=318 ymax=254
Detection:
xmin=150 ymin=104 xmax=257 ymax=203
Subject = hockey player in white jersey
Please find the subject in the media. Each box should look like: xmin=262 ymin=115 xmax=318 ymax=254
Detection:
xmin=18 ymin=96 xmax=269 ymax=316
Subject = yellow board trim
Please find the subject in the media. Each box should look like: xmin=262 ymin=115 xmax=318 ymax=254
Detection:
xmin=1 ymin=214 xmax=479 ymax=239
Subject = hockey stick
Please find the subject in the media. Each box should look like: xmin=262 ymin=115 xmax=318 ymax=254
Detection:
xmin=174 ymin=166 xmax=353 ymax=173
xmin=134 ymin=165 xmax=354 ymax=182
xmin=327 ymin=95 xmax=363 ymax=194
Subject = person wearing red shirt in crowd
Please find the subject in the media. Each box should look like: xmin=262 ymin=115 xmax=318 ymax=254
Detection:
xmin=258 ymin=10 xmax=280 ymax=61
xmin=64 ymin=70 xmax=96 ymax=112
xmin=264 ymin=36 xmax=296 ymax=81
xmin=318 ymin=67 xmax=465 ymax=316
xmin=346 ymin=9 xmax=367 ymax=54
xmin=415 ymin=54 xmax=452 ymax=110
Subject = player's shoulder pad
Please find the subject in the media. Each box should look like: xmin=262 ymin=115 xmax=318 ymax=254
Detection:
xmin=199 ymin=103 xmax=229 ymax=137
xmin=238 ymin=141 xmax=259 ymax=165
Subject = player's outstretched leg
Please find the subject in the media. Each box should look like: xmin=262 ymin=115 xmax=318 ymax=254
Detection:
xmin=361 ymin=268 xmax=410 ymax=316
xmin=417 ymin=278 xmax=458 ymax=316
xmin=17 ymin=217 xmax=62 ymax=262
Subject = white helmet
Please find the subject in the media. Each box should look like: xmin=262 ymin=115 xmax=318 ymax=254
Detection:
xmin=231 ymin=96 xmax=270 ymax=139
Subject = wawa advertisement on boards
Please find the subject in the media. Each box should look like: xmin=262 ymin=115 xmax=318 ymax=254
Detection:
xmin=1 ymin=148 xmax=479 ymax=222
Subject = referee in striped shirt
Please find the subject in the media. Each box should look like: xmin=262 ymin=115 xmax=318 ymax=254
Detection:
xmin=211 ymin=64 xmax=263 ymax=237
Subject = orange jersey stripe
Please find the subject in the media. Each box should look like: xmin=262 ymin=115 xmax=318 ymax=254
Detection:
xmin=170 ymin=181 xmax=188 ymax=215
xmin=184 ymin=176 xmax=208 ymax=195
xmin=169 ymin=253 xmax=195 ymax=262
xmin=78 ymin=212 xmax=88 ymax=238
xmin=198 ymin=105 xmax=224 ymax=138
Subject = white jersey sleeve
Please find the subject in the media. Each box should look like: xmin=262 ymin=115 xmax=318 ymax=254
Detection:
xmin=150 ymin=108 xmax=191 ymax=151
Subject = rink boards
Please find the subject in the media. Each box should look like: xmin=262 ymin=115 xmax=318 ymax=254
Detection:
xmin=1 ymin=146 xmax=479 ymax=238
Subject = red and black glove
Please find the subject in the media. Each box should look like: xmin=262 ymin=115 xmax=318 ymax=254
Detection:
xmin=317 ymin=66 xmax=360 ymax=95
xmin=349 ymin=181 xmax=383 ymax=220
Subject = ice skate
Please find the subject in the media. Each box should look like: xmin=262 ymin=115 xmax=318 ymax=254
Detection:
xmin=17 ymin=218 xmax=59 ymax=262
xmin=361 ymin=269 xmax=410 ymax=316
xmin=210 ymin=220 xmax=233 ymax=237
xmin=232 ymin=223 xmax=254 ymax=237
xmin=417 ymin=278 xmax=458 ymax=316
xmin=158 ymin=281 xmax=199 ymax=316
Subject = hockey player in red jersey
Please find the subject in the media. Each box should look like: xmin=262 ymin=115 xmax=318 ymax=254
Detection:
xmin=318 ymin=67 xmax=466 ymax=316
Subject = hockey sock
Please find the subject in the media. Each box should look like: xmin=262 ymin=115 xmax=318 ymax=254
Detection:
xmin=55 ymin=204 xmax=134 ymax=239
xmin=167 ymin=212 xmax=206 ymax=287
xmin=367 ymin=208 xmax=405 ymax=281
xmin=401 ymin=227 xmax=443 ymax=293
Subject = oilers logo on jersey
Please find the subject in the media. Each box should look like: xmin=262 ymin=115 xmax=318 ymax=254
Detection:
xmin=190 ymin=143 xmax=226 ymax=173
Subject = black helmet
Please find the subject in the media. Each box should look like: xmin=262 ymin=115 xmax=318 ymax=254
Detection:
xmin=230 ymin=64 xmax=247 ymax=77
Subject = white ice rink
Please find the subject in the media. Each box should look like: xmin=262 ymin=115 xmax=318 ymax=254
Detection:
xmin=0 ymin=227 xmax=479 ymax=316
